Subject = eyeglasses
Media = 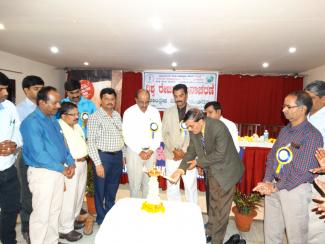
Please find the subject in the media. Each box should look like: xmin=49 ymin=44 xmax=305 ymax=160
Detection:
xmin=282 ymin=105 xmax=301 ymax=109
xmin=65 ymin=113 xmax=79 ymax=117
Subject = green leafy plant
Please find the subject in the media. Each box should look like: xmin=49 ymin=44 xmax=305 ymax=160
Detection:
xmin=86 ymin=163 xmax=95 ymax=197
xmin=234 ymin=189 xmax=261 ymax=215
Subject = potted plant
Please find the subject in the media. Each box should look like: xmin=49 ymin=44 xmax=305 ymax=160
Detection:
xmin=232 ymin=189 xmax=261 ymax=232
xmin=86 ymin=164 xmax=96 ymax=214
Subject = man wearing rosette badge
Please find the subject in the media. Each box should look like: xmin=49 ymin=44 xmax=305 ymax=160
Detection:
xmin=123 ymin=89 xmax=162 ymax=198
xmin=253 ymin=91 xmax=323 ymax=244
xmin=162 ymin=84 xmax=198 ymax=203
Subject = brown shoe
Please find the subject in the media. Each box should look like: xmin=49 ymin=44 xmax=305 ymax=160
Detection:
xmin=83 ymin=215 xmax=94 ymax=236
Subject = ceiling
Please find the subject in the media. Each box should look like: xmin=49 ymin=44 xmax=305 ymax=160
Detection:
xmin=1 ymin=0 xmax=325 ymax=74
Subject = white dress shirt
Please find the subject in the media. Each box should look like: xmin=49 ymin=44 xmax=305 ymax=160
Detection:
xmin=123 ymin=104 xmax=162 ymax=154
xmin=308 ymin=106 xmax=325 ymax=148
xmin=16 ymin=97 xmax=37 ymax=122
xmin=220 ymin=116 xmax=240 ymax=152
xmin=0 ymin=100 xmax=23 ymax=171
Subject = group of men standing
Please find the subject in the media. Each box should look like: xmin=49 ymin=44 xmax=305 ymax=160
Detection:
xmin=1 ymin=69 xmax=325 ymax=244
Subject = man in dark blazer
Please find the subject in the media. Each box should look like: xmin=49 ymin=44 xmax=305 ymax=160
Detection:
xmin=171 ymin=108 xmax=244 ymax=244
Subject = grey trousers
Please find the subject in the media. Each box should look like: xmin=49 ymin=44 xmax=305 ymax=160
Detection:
xmin=126 ymin=148 xmax=156 ymax=198
xmin=206 ymin=172 xmax=235 ymax=244
xmin=264 ymin=183 xmax=312 ymax=244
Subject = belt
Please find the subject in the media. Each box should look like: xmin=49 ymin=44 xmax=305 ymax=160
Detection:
xmin=98 ymin=150 xmax=120 ymax=155
xmin=75 ymin=156 xmax=88 ymax=162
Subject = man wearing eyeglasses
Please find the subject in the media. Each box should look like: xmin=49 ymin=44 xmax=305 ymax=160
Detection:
xmin=170 ymin=108 xmax=244 ymax=244
xmin=253 ymin=91 xmax=323 ymax=244
xmin=57 ymin=102 xmax=88 ymax=242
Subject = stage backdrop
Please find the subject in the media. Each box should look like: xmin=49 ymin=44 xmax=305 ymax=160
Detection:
xmin=67 ymin=70 xmax=123 ymax=112
xmin=143 ymin=71 xmax=218 ymax=110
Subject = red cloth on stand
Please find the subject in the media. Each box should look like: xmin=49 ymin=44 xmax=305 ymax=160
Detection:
xmin=237 ymin=147 xmax=271 ymax=194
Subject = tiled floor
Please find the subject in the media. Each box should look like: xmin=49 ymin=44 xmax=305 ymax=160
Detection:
xmin=15 ymin=184 xmax=266 ymax=244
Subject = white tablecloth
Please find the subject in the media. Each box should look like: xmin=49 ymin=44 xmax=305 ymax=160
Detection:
xmin=239 ymin=141 xmax=273 ymax=148
xmin=95 ymin=198 xmax=206 ymax=244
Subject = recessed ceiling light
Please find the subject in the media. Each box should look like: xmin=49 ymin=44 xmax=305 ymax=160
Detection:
xmin=162 ymin=43 xmax=178 ymax=55
xmin=50 ymin=46 xmax=59 ymax=54
xmin=262 ymin=62 xmax=269 ymax=68
xmin=171 ymin=62 xmax=177 ymax=67
xmin=0 ymin=23 xmax=5 ymax=30
xmin=149 ymin=17 xmax=162 ymax=31
xmin=288 ymin=47 xmax=296 ymax=53
xmin=83 ymin=62 xmax=89 ymax=66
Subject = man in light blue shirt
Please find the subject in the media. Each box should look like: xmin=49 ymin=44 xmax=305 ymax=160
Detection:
xmin=0 ymin=72 xmax=22 ymax=244
xmin=61 ymin=80 xmax=96 ymax=137
xmin=20 ymin=86 xmax=75 ymax=244
xmin=16 ymin=75 xmax=44 ymax=244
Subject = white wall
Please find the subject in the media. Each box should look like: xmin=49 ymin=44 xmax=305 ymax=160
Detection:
xmin=0 ymin=50 xmax=66 ymax=104
xmin=302 ymin=64 xmax=325 ymax=87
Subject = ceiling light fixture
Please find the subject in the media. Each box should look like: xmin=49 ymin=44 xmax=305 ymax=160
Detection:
xmin=149 ymin=17 xmax=162 ymax=31
xmin=288 ymin=47 xmax=296 ymax=53
xmin=162 ymin=43 xmax=178 ymax=55
xmin=262 ymin=62 xmax=269 ymax=68
xmin=50 ymin=46 xmax=59 ymax=54
xmin=83 ymin=62 xmax=89 ymax=66
xmin=171 ymin=62 xmax=177 ymax=67
xmin=0 ymin=23 xmax=5 ymax=30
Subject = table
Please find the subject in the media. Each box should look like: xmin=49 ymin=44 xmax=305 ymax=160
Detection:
xmin=237 ymin=141 xmax=272 ymax=194
xmin=95 ymin=198 xmax=206 ymax=244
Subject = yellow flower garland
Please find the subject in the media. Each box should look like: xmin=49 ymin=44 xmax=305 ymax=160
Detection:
xmin=141 ymin=201 xmax=165 ymax=214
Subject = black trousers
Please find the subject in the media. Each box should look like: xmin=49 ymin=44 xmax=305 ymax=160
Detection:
xmin=16 ymin=152 xmax=32 ymax=233
xmin=0 ymin=165 xmax=20 ymax=244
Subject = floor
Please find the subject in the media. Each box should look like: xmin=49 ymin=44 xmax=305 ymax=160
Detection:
xmin=14 ymin=184 xmax=267 ymax=244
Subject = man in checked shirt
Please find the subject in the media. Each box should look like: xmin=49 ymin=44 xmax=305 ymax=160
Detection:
xmin=254 ymin=90 xmax=323 ymax=244
xmin=87 ymin=88 xmax=124 ymax=225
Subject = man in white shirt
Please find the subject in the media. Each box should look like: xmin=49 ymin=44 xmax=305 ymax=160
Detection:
xmin=123 ymin=89 xmax=162 ymax=198
xmin=305 ymin=80 xmax=325 ymax=244
xmin=0 ymin=72 xmax=23 ymax=244
xmin=58 ymin=102 xmax=88 ymax=242
xmin=204 ymin=101 xmax=240 ymax=152
xmin=16 ymin=75 xmax=44 ymax=244
xmin=162 ymin=84 xmax=198 ymax=203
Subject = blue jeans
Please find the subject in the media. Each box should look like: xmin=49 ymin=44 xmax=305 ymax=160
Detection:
xmin=93 ymin=150 xmax=123 ymax=224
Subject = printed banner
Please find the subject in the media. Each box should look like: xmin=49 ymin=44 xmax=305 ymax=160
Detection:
xmin=143 ymin=71 xmax=218 ymax=110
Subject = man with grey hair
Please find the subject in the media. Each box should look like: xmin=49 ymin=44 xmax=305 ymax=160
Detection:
xmin=304 ymin=80 xmax=325 ymax=244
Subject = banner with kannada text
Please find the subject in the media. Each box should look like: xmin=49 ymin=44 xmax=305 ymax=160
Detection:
xmin=143 ymin=71 xmax=218 ymax=110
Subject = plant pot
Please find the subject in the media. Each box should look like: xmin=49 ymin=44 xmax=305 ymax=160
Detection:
xmin=86 ymin=194 xmax=96 ymax=215
xmin=232 ymin=206 xmax=257 ymax=232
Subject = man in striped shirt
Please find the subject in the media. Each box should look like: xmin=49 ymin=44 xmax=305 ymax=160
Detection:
xmin=87 ymin=88 xmax=124 ymax=225
xmin=254 ymin=91 xmax=323 ymax=244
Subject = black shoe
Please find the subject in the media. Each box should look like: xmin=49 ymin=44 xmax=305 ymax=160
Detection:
xmin=59 ymin=230 xmax=83 ymax=242
xmin=80 ymin=208 xmax=88 ymax=215
xmin=22 ymin=232 xmax=31 ymax=244
xmin=74 ymin=220 xmax=85 ymax=230
xmin=206 ymin=235 xmax=212 ymax=243
xmin=58 ymin=242 xmax=67 ymax=244
xmin=238 ymin=240 xmax=246 ymax=244
xmin=224 ymin=234 xmax=241 ymax=244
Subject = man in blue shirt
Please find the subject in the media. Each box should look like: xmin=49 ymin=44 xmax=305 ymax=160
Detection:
xmin=16 ymin=75 xmax=44 ymax=244
xmin=61 ymin=80 xmax=96 ymax=137
xmin=0 ymin=72 xmax=22 ymax=244
xmin=20 ymin=86 xmax=75 ymax=244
